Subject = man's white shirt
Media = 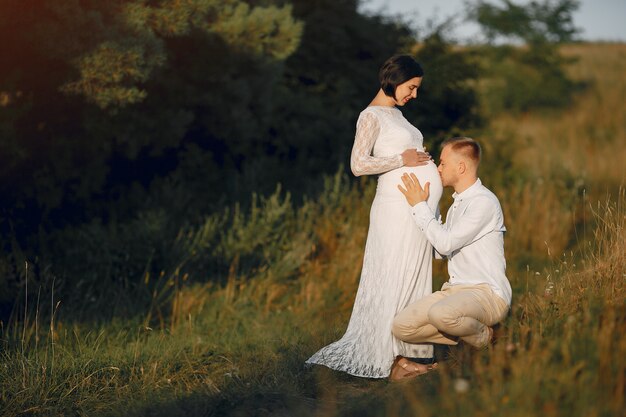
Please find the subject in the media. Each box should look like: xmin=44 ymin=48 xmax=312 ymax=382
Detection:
xmin=410 ymin=178 xmax=512 ymax=305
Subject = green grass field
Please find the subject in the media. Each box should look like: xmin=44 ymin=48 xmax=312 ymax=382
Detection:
xmin=1 ymin=43 xmax=625 ymax=417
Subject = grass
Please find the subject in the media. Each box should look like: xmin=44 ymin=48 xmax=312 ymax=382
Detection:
xmin=1 ymin=42 xmax=625 ymax=416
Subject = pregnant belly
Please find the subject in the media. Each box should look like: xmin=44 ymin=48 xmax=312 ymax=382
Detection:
xmin=376 ymin=160 xmax=443 ymax=210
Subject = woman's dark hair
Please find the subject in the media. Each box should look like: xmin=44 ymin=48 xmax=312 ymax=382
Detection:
xmin=379 ymin=55 xmax=424 ymax=98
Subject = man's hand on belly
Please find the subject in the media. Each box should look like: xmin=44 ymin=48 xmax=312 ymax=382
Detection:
xmin=398 ymin=173 xmax=430 ymax=206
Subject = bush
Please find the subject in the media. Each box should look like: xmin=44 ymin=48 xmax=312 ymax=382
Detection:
xmin=478 ymin=43 xmax=578 ymax=114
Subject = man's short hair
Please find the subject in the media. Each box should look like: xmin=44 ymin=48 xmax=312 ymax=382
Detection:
xmin=441 ymin=136 xmax=481 ymax=165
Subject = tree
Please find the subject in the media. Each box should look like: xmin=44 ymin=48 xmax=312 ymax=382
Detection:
xmin=465 ymin=0 xmax=581 ymax=113
xmin=0 ymin=0 xmax=303 ymax=316
xmin=0 ymin=0 xmax=303 ymax=231
xmin=468 ymin=0 xmax=580 ymax=44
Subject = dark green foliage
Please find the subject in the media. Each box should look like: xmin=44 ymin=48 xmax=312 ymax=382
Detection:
xmin=410 ymin=32 xmax=483 ymax=150
xmin=0 ymin=0 xmax=304 ymax=318
xmin=0 ymin=0 xmax=302 ymax=227
xmin=477 ymin=42 xmax=578 ymax=113
xmin=0 ymin=1 xmax=485 ymax=319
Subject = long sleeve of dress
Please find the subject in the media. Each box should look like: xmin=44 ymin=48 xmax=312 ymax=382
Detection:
xmin=350 ymin=111 xmax=404 ymax=176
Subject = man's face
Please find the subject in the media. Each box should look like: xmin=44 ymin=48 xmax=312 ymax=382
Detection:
xmin=437 ymin=146 xmax=459 ymax=187
xmin=394 ymin=77 xmax=422 ymax=106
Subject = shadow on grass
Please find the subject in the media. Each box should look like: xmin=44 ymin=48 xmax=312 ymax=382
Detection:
xmin=97 ymin=349 xmax=448 ymax=417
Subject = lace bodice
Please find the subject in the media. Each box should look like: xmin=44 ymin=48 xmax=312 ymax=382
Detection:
xmin=350 ymin=106 xmax=424 ymax=176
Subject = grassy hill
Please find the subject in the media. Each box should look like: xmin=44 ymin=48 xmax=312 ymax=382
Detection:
xmin=1 ymin=43 xmax=625 ymax=417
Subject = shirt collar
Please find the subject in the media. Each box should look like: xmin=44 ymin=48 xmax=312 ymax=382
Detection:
xmin=452 ymin=178 xmax=482 ymax=201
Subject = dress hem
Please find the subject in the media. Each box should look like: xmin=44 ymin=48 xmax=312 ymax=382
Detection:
xmin=305 ymin=360 xmax=390 ymax=379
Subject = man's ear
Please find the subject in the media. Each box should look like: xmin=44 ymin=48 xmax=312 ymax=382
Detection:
xmin=458 ymin=160 xmax=466 ymax=175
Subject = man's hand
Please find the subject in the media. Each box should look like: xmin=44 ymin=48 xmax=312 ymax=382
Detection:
xmin=398 ymin=173 xmax=430 ymax=206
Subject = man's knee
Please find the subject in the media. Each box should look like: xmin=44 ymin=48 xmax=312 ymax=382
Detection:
xmin=391 ymin=313 xmax=416 ymax=341
xmin=427 ymin=303 xmax=462 ymax=330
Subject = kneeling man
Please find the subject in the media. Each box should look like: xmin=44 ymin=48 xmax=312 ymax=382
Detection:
xmin=394 ymin=137 xmax=511 ymax=349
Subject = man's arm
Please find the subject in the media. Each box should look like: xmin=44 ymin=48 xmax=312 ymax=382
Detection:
xmin=412 ymin=200 xmax=495 ymax=255
xmin=398 ymin=173 xmax=494 ymax=256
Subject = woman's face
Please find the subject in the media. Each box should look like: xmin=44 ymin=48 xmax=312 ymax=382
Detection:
xmin=394 ymin=76 xmax=422 ymax=106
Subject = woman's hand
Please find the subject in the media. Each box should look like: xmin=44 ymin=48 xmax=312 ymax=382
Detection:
xmin=401 ymin=148 xmax=432 ymax=167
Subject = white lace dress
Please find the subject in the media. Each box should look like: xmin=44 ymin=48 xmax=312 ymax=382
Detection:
xmin=306 ymin=106 xmax=443 ymax=378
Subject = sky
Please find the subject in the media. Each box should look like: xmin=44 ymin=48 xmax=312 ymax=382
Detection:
xmin=360 ymin=0 xmax=626 ymax=42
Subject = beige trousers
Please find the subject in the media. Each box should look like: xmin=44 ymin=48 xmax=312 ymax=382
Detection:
xmin=392 ymin=283 xmax=509 ymax=348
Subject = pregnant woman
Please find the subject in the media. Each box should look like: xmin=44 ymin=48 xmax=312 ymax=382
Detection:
xmin=306 ymin=55 xmax=443 ymax=380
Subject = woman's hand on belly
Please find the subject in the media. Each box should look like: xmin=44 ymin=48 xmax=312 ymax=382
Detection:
xmin=401 ymin=149 xmax=432 ymax=167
